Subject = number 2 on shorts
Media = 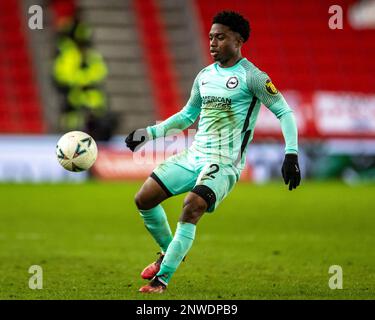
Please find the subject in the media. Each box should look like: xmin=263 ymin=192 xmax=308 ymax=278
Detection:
xmin=202 ymin=164 xmax=219 ymax=181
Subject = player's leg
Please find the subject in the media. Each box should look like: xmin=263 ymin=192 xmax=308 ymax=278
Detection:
xmin=139 ymin=191 xmax=207 ymax=292
xmin=152 ymin=191 xmax=207 ymax=286
xmin=135 ymin=176 xmax=173 ymax=279
xmin=136 ymin=152 xmax=198 ymax=283
xmin=148 ymin=164 xmax=237 ymax=291
xmin=135 ymin=176 xmax=173 ymax=254
xmin=135 ymin=175 xmax=171 ymax=210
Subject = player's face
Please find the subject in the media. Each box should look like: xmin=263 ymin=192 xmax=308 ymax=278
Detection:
xmin=209 ymin=24 xmax=242 ymax=65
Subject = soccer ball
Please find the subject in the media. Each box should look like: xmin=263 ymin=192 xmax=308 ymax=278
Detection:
xmin=56 ymin=131 xmax=98 ymax=172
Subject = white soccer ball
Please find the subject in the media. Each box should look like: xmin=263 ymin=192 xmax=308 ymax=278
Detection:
xmin=56 ymin=131 xmax=98 ymax=172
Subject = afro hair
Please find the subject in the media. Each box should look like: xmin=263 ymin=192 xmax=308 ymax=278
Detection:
xmin=212 ymin=11 xmax=250 ymax=42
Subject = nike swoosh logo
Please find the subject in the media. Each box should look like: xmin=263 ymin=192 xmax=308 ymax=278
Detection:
xmin=202 ymin=81 xmax=208 ymax=85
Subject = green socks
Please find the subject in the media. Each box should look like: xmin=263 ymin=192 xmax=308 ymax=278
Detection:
xmin=139 ymin=209 xmax=197 ymax=286
xmin=139 ymin=205 xmax=173 ymax=253
xmin=156 ymin=222 xmax=196 ymax=285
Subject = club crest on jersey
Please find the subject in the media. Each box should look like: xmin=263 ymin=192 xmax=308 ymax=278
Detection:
xmin=226 ymin=76 xmax=239 ymax=89
xmin=265 ymin=79 xmax=278 ymax=95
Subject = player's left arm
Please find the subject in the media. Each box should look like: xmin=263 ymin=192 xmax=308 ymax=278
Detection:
xmin=247 ymin=70 xmax=301 ymax=191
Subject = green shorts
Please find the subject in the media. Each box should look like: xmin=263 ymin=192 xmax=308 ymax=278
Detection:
xmin=151 ymin=149 xmax=240 ymax=212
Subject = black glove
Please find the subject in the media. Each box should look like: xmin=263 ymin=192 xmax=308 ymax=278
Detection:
xmin=125 ymin=128 xmax=149 ymax=152
xmin=281 ymin=154 xmax=301 ymax=191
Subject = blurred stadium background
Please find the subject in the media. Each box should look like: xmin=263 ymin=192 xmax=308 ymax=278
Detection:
xmin=0 ymin=0 xmax=374 ymax=183
xmin=0 ymin=0 xmax=375 ymax=300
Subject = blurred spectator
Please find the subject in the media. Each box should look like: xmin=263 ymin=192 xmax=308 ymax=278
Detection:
xmin=52 ymin=10 xmax=117 ymax=141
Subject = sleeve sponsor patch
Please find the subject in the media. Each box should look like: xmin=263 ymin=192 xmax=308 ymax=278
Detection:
xmin=265 ymin=79 xmax=278 ymax=95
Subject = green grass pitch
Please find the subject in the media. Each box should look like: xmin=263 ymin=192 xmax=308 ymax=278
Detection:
xmin=0 ymin=181 xmax=374 ymax=300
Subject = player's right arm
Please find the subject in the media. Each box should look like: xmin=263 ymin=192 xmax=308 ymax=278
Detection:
xmin=146 ymin=73 xmax=202 ymax=140
xmin=125 ymin=72 xmax=202 ymax=152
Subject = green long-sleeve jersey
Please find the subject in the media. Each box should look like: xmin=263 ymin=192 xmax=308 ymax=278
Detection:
xmin=147 ymin=58 xmax=298 ymax=170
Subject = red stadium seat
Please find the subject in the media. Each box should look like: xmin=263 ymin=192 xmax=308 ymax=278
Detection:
xmin=134 ymin=0 xmax=183 ymax=119
xmin=0 ymin=0 xmax=43 ymax=133
xmin=195 ymin=0 xmax=374 ymax=94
